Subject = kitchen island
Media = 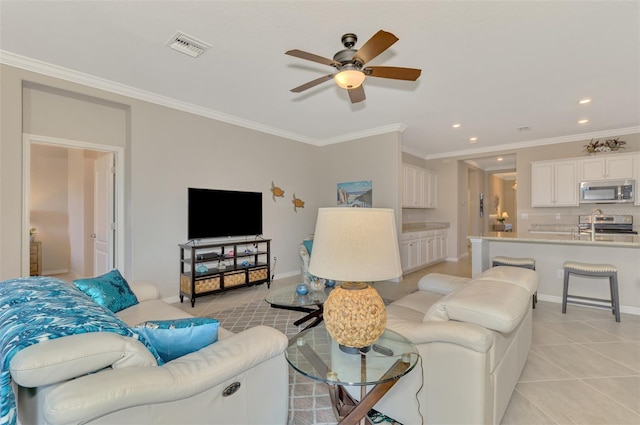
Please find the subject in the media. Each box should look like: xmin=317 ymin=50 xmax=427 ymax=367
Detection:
xmin=470 ymin=232 xmax=640 ymax=314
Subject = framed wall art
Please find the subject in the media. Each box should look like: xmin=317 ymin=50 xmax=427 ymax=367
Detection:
xmin=337 ymin=180 xmax=372 ymax=208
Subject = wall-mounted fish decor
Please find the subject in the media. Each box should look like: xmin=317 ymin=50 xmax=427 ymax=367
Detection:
xmin=292 ymin=193 xmax=305 ymax=212
xmin=270 ymin=181 xmax=284 ymax=202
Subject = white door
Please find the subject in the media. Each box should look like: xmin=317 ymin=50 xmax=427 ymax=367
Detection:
xmin=94 ymin=153 xmax=115 ymax=275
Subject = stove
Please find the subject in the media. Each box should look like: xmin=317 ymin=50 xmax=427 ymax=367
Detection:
xmin=578 ymin=214 xmax=637 ymax=234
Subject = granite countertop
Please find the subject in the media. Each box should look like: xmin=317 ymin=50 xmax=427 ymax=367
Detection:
xmin=403 ymin=222 xmax=450 ymax=233
xmin=468 ymin=231 xmax=640 ymax=248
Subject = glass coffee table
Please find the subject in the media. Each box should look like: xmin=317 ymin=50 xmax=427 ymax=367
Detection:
xmin=265 ymin=284 xmax=332 ymax=330
xmin=286 ymin=327 xmax=419 ymax=425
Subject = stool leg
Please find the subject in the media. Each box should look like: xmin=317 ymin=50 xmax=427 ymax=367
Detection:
xmin=609 ymin=278 xmax=615 ymax=316
xmin=562 ymin=269 xmax=570 ymax=314
xmin=611 ymin=273 xmax=621 ymax=322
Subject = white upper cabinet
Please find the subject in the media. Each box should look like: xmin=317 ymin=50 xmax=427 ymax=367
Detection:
xmin=531 ymin=160 xmax=579 ymax=207
xmin=402 ymin=164 xmax=437 ymax=208
xmin=580 ymin=154 xmax=634 ymax=180
xmin=423 ymin=169 xmax=438 ymax=208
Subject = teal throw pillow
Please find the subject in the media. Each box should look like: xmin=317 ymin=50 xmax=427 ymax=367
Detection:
xmin=73 ymin=269 xmax=139 ymax=313
xmin=133 ymin=318 xmax=220 ymax=363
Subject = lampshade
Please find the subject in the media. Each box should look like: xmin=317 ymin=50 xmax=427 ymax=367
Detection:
xmin=333 ymin=69 xmax=366 ymax=89
xmin=501 ymin=212 xmax=509 ymax=219
xmin=308 ymin=208 xmax=402 ymax=353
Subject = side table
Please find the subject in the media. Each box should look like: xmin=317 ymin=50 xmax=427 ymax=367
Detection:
xmin=286 ymin=327 xmax=419 ymax=425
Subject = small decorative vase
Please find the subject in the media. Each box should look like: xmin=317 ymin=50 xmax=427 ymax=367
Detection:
xmin=310 ymin=279 xmax=325 ymax=292
xmin=325 ymin=280 xmax=336 ymax=288
xmin=296 ymin=284 xmax=309 ymax=295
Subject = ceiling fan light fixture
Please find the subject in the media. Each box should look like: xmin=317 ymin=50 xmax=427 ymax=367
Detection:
xmin=334 ymin=69 xmax=366 ymax=89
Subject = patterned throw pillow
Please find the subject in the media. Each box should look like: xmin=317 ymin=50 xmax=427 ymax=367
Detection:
xmin=73 ymin=269 xmax=139 ymax=313
xmin=133 ymin=318 xmax=220 ymax=363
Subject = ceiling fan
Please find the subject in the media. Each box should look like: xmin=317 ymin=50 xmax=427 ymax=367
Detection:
xmin=286 ymin=30 xmax=422 ymax=103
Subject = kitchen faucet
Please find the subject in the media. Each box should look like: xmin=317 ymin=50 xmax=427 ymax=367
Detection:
xmin=591 ymin=208 xmax=603 ymax=241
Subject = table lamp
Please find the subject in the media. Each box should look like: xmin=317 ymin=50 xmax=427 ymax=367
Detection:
xmin=308 ymin=207 xmax=402 ymax=354
xmin=497 ymin=211 xmax=509 ymax=223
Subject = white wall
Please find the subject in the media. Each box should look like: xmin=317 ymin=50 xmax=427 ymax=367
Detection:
xmin=1 ymin=64 xmax=404 ymax=300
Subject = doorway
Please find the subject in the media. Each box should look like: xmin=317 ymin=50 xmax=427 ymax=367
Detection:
xmin=463 ymin=154 xmax=517 ymax=241
xmin=22 ymin=134 xmax=125 ymax=280
xmin=489 ymin=171 xmax=517 ymax=232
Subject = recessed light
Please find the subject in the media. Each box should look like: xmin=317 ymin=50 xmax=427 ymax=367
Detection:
xmin=452 ymin=123 xmax=461 ymax=128
xmin=578 ymin=98 xmax=592 ymax=104
xmin=578 ymin=119 xmax=589 ymax=124
xmin=469 ymin=137 xmax=478 ymax=143
xmin=497 ymin=157 xmax=504 ymax=161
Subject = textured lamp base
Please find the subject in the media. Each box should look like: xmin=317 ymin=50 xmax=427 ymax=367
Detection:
xmin=324 ymin=281 xmax=387 ymax=351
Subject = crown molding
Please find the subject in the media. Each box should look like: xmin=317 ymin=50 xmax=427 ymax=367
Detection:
xmin=1 ymin=50 xmax=407 ymax=146
xmin=419 ymin=126 xmax=640 ymax=160
xmin=318 ymin=123 xmax=407 ymax=146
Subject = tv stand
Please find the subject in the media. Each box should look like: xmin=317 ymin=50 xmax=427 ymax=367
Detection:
xmin=179 ymin=239 xmax=271 ymax=307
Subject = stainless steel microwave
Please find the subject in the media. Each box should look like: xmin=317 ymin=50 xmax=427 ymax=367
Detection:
xmin=579 ymin=179 xmax=635 ymax=204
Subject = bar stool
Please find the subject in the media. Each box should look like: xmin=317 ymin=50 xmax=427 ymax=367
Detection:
xmin=492 ymin=256 xmax=537 ymax=308
xmin=562 ymin=261 xmax=620 ymax=322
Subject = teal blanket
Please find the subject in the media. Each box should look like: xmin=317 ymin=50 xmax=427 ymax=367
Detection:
xmin=0 ymin=277 xmax=160 ymax=425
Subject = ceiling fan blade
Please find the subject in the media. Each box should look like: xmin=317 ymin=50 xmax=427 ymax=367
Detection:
xmin=352 ymin=30 xmax=399 ymax=65
xmin=365 ymin=66 xmax=422 ymax=81
xmin=285 ymin=49 xmax=341 ymax=67
xmin=348 ymin=85 xmax=366 ymax=103
xmin=290 ymin=74 xmax=334 ymax=93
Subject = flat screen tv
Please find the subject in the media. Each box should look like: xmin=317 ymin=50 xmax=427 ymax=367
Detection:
xmin=188 ymin=188 xmax=263 ymax=240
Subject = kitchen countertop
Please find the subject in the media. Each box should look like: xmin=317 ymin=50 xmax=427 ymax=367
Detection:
xmin=402 ymin=222 xmax=450 ymax=233
xmin=469 ymin=232 xmax=640 ymax=248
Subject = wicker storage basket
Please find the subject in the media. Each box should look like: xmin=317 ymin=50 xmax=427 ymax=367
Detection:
xmin=249 ymin=267 xmax=268 ymax=283
xmin=181 ymin=274 xmax=220 ymax=295
xmin=224 ymin=271 xmax=245 ymax=287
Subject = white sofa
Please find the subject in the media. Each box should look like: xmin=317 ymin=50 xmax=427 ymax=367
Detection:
xmin=10 ymin=280 xmax=289 ymax=425
xmin=372 ymin=266 xmax=538 ymax=425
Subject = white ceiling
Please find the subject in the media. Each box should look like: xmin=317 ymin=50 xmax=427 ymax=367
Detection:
xmin=1 ymin=1 xmax=639 ymax=164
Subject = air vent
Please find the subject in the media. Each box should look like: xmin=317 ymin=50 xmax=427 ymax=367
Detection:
xmin=167 ymin=32 xmax=211 ymax=58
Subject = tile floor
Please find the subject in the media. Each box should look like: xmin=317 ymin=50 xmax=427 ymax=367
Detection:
xmin=173 ymin=256 xmax=639 ymax=424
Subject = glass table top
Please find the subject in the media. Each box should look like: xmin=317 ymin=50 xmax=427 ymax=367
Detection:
xmin=265 ymin=284 xmax=332 ymax=308
xmin=285 ymin=326 xmax=419 ymax=386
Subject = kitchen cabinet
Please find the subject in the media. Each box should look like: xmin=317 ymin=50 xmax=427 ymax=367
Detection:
xmin=400 ymin=233 xmax=420 ymax=271
xmin=402 ymin=164 xmax=437 ymax=208
xmin=580 ymin=154 xmax=634 ymax=180
xmin=423 ymin=169 xmax=437 ymax=208
xmin=531 ymin=160 xmax=579 ymax=207
xmin=403 ymin=166 xmax=423 ymax=208
xmin=400 ymin=228 xmax=448 ymax=273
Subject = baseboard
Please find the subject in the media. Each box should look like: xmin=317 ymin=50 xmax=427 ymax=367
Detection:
xmin=43 ymin=268 xmax=69 ymax=276
xmin=537 ymin=293 xmax=640 ymax=316
xmin=162 ymin=295 xmax=181 ymax=304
